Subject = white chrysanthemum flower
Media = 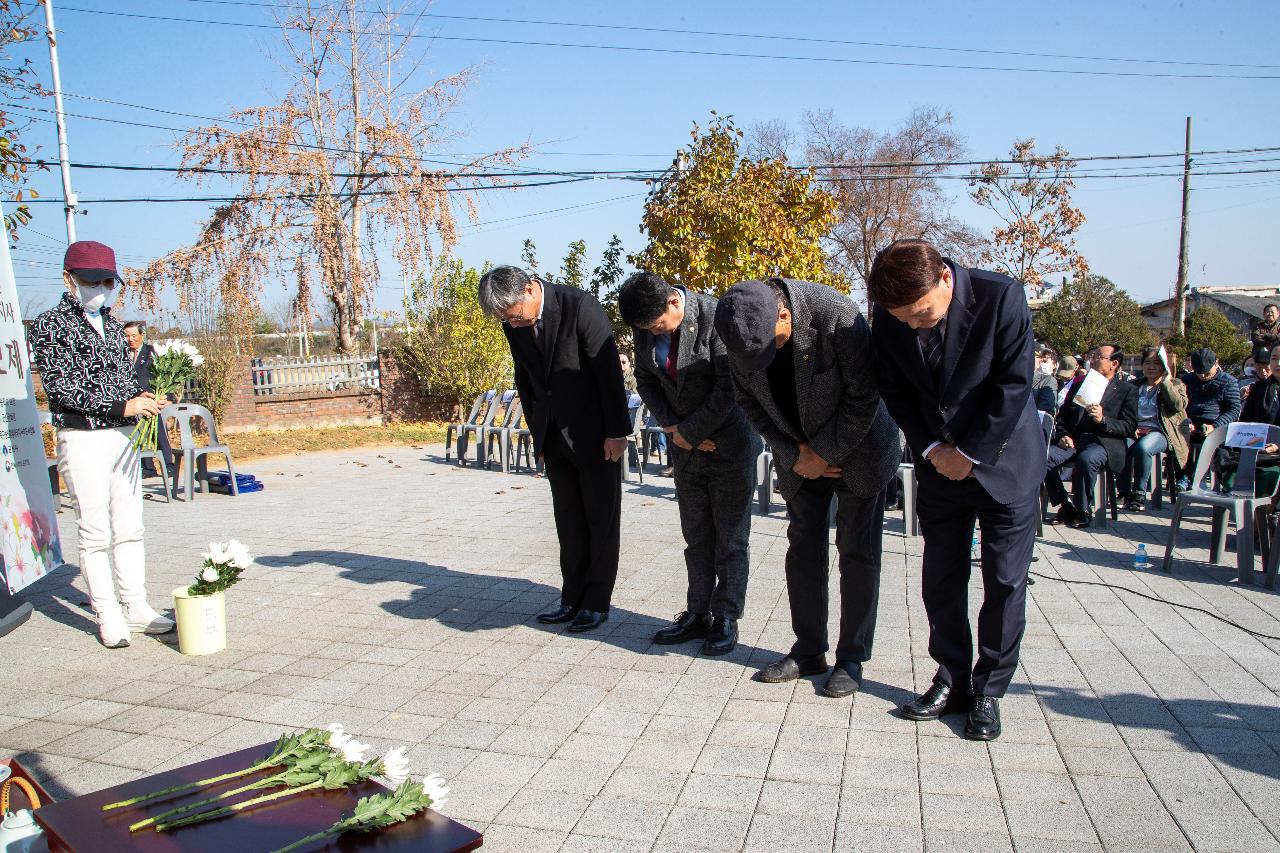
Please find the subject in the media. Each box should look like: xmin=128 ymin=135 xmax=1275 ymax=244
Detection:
xmin=224 ymin=539 xmax=253 ymax=569
xmin=200 ymin=567 xmax=219 ymax=583
xmin=420 ymin=773 xmax=450 ymax=808
xmin=202 ymin=541 xmax=229 ymax=564
xmin=190 ymin=353 xmax=205 ymax=367
xmin=153 ymin=341 xmax=172 ymax=357
xmin=325 ymin=725 xmax=370 ymax=763
xmin=380 ymin=746 xmax=410 ymax=787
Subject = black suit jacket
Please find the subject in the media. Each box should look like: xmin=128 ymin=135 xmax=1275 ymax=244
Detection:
xmin=503 ymin=282 xmax=631 ymax=463
xmin=633 ymin=290 xmax=755 ymax=458
xmin=873 ymin=261 xmax=1047 ymax=504
xmin=131 ymin=343 xmax=155 ymax=391
xmin=1056 ymin=375 xmax=1139 ymax=472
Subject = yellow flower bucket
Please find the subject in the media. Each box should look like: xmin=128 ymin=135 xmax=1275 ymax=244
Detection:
xmin=172 ymin=586 xmax=226 ymax=656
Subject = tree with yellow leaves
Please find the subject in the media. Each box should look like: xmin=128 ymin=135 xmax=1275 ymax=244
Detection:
xmin=632 ymin=113 xmax=843 ymax=296
xmin=968 ymin=138 xmax=1088 ymax=295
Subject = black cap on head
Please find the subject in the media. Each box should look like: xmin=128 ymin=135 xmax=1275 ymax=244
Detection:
xmin=1190 ymin=347 xmax=1218 ymax=373
xmin=1253 ymin=344 xmax=1273 ymax=364
xmin=714 ymin=280 xmax=782 ymax=372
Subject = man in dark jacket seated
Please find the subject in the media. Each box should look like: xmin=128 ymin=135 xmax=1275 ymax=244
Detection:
xmin=1176 ymin=347 xmax=1242 ymax=491
xmin=1045 ymin=343 xmax=1138 ymax=528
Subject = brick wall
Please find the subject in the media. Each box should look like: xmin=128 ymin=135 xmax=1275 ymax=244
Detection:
xmin=218 ymin=350 xmax=456 ymax=434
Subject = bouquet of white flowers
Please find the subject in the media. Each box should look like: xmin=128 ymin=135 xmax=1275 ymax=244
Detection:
xmin=128 ymin=338 xmax=204 ymax=455
xmin=187 ymin=539 xmax=253 ymax=596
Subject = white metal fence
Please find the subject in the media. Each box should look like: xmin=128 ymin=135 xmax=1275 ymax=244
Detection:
xmin=250 ymin=354 xmax=381 ymax=396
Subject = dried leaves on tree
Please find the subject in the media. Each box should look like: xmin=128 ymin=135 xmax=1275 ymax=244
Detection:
xmin=969 ymin=138 xmax=1088 ymax=294
xmin=127 ymin=0 xmax=526 ymax=354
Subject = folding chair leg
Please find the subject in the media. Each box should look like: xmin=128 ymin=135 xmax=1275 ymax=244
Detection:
xmin=445 ymin=426 xmax=455 ymax=461
xmin=1257 ymin=507 xmax=1271 ymax=568
xmin=1210 ymin=506 xmax=1229 ymax=565
xmin=225 ymin=452 xmax=239 ymax=496
xmin=1237 ymin=501 xmax=1256 ymax=585
xmin=1265 ymin=520 xmax=1280 ymax=589
xmin=902 ymin=473 xmax=918 ymax=537
xmin=1162 ymin=500 xmax=1185 ymax=573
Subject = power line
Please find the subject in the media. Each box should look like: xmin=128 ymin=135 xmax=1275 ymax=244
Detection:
xmin=180 ymin=0 xmax=1280 ymax=72
xmin=22 ymin=98 xmax=1280 ymax=175
xmin=57 ymin=6 xmax=1280 ymax=81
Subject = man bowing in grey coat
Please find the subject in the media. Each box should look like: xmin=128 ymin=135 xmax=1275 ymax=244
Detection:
xmin=618 ymin=272 xmax=762 ymax=656
xmin=715 ymin=278 xmax=900 ymax=697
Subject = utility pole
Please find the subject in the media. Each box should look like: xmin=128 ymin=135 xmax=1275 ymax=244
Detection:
xmin=1174 ymin=116 xmax=1192 ymax=337
xmin=40 ymin=0 xmax=76 ymax=243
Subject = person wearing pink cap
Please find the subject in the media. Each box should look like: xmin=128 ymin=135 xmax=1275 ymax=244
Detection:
xmin=27 ymin=240 xmax=174 ymax=648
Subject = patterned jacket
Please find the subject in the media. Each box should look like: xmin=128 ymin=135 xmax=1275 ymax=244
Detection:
xmin=29 ymin=293 xmax=142 ymax=430
xmin=729 ymin=279 xmax=901 ymax=501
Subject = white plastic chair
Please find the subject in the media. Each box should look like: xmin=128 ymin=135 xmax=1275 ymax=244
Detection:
xmin=162 ymin=402 xmax=239 ymax=501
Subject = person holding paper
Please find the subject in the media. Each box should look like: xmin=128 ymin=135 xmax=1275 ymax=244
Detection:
xmin=1045 ymin=343 xmax=1138 ymax=527
xmin=1119 ymin=347 xmax=1188 ymax=511
xmin=1176 ymin=347 xmax=1242 ymax=491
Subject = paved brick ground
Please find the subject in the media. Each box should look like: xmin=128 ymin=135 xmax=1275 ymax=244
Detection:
xmin=3 ymin=443 xmax=1280 ymax=851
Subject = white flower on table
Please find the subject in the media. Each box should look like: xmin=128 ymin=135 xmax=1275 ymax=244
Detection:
xmin=379 ymin=746 xmax=410 ymax=787
xmin=421 ymin=773 xmax=450 ymax=808
xmin=325 ymin=724 xmax=371 ymax=763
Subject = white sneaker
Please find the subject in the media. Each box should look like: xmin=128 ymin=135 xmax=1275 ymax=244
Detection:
xmin=98 ymin=609 xmax=131 ymax=648
xmin=124 ymin=602 xmax=176 ymax=635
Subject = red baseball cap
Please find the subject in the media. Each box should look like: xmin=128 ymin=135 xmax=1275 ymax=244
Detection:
xmin=62 ymin=240 xmax=121 ymax=283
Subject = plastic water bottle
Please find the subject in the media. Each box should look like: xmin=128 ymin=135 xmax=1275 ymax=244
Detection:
xmin=1133 ymin=543 xmax=1150 ymax=571
xmin=971 ymin=533 xmax=980 ymax=560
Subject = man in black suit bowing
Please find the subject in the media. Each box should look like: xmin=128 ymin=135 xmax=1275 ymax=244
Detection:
xmin=1045 ymin=343 xmax=1139 ymax=528
xmin=479 ymin=266 xmax=632 ymax=633
xmin=869 ymin=239 xmax=1047 ymax=741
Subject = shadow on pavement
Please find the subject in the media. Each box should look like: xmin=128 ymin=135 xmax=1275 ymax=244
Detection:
xmin=256 ymin=550 xmax=779 ymax=668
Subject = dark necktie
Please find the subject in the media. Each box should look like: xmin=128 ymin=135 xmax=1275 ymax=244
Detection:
xmin=532 ymin=320 xmax=544 ymax=354
xmin=666 ymin=329 xmax=680 ymax=382
xmin=919 ymin=325 xmax=944 ymax=380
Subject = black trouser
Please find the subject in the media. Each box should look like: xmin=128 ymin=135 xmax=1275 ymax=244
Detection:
xmin=918 ymin=474 xmax=1037 ymax=697
xmin=671 ymin=433 xmax=760 ymax=619
xmin=783 ymin=477 xmax=884 ymax=663
xmin=541 ymin=428 xmax=622 ymax=612
xmin=1045 ymin=435 xmax=1109 ymax=515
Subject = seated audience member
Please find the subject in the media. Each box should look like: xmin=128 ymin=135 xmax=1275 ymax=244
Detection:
xmin=1176 ymin=347 xmax=1242 ymax=490
xmin=1223 ymin=346 xmax=1280 ymax=498
xmin=1055 ymin=355 xmax=1081 ymax=409
xmin=1240 ymin=344 xmax=1272 ymax=399
xmin=1119 ymin=347 xmax=1188 ymax=511
xmin=1045 ymin=344 xmax=1138 ymax=528
xmin=1251 ymin=304 xmax=1280 ymax=352
xmin=1032 ymin=346 xmax=1058 ymax=415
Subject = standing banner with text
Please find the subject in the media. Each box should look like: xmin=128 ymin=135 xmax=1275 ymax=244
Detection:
xmin=0 ymin=204 xmax=62 ymax=593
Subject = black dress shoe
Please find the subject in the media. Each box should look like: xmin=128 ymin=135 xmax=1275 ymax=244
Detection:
xmin=820 ymin=661 xmax=862 ymax=698
xmin=654 ymin=611 xmax=712 ymax=645
xmin=900 ymin=680 xmax=969 ymax=721
xmin=1069 ymin=515 xmax=1093 ymax=529
xmin=964 ymin=696 xmax=1001 ymax=741
xmin=567 ymin=609 xmax=608 ymax=633
xmin=754 ymin=653 xmax=828 ymax=683
xmin=1047 ymin=505 xmax=1076 ymax=526
xmin=536 ymin=604 xmax=580 ymax=624
xmin=701 ymin=617 xmax=737 ymax=656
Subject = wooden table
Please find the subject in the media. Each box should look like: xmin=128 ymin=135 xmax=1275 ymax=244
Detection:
xmin=34 ymin=742 xmax=483 ymax=852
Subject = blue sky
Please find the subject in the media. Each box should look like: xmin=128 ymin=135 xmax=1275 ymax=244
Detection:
xmin=10 ymin=0 xmax=1280 ymax=323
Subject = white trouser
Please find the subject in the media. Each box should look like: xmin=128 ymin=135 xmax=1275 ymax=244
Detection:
xmin=56 ymin=427 xmax=147 ymax=620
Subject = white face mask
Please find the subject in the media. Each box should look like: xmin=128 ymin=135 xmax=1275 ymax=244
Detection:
xmin=1037 ymin=361 xmax=1055 ymax=376
xmin=76 ymin=281 xmax=117 ymax=314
